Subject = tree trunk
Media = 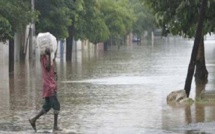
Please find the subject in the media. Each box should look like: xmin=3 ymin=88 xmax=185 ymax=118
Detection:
xmin=195 ymin=36 xmax=208 ymax=83
xmin=66 ymin=17 xmax=75 ymax=61
xmin=184 ymin=0 xmax=207 ymax=97
xmin=9 ymin=39 xmax=14 ymax=73
xmin=104 ymin=40 xmax=109 ymax=51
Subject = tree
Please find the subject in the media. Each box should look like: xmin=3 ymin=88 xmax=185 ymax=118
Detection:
xmin=35 ymin=0 xmax=74 ymax=61
xmin=0 ymin=0 xmax=33 ymax=72
xmin=35 ymin=0 xmax=72 ymax=39
xmin=142 ymin=0 xmax=215 ymax=83
xmin=75 ymin=0 xmax=110 ymax=44
xmin=184 ymin=0 xmax=208 ymax=97
xmin=64 ymin=0 xmax=83 ymax=61
xmin=130 ymin=0 xmax=156 ymax=39
xmin=142 ymin=0 xmax=213 ymax=96
xmin=69 ymin=0 xmax=136 ymax=52
xmin=0 ymin=0 xmax=33 ymax=41
xmin=0 ymin=16 xmax=11 ymax=41
xmin=99 ymin=0 xmax=136 ymax=46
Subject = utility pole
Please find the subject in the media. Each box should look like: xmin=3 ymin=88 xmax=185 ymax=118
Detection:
xmin=29 ymin=0 xmax=35 ymax=60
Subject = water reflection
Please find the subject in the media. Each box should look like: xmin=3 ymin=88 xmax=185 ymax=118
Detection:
xmin=0 ymin=44 xmax=10 ymax=124
xmin=0 ymin=38 xmax=215 ymax=133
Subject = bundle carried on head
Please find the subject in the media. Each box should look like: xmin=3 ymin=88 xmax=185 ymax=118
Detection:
xmin=36 ymin=32 xmax=57 ymax=55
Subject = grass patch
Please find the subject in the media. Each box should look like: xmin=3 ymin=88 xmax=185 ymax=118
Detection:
xmin=195 ymin=97 xmax=215 ymax=104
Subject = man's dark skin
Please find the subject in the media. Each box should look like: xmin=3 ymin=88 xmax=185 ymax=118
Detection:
xmin=45 ymin=48 xmax=51 ymax=72
xmin=44 ymin=48 xmax=58 ymax=80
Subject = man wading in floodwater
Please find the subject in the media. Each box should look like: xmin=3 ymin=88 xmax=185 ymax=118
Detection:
xmin=29 ymin=48 xmax=61 ymax=132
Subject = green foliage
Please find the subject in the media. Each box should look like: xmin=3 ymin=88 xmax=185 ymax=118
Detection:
xmin=35 ymin=0 xmax=143 ymax=44
xmin=142 ymin=0 xmax=215 ymax=38
xmin=0 ymin=0 xmax=33 ymax=41
xmin=206 ymin=0 xmax=215 ymax=33
xmin=65 ymin=0 xmax=83 ymax=18
xmin=0 ymin=15 xmax=12 ymax=41
xmin=35 ymin=0 xmax=72 ymax=39
xmin=130 ymin=0 xmax=156 ymax=37
xmin=74 ymin=0 xmax=136 ymax=44
xmin=75 ymin=0 xmax=109 ymax=44
xmin=99 ymin=0 xmax=136 ymax=41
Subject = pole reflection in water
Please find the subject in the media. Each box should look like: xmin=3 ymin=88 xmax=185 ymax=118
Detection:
xmin=0 ymin=44 xmax=10 ymax=118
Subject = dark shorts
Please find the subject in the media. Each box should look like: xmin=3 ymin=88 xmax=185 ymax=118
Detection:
xmin=42 ymin=93 xmax=60 ymax=114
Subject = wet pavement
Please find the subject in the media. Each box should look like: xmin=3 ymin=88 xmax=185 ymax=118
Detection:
xmin=1 ymin=38 xmax=215 ymax=134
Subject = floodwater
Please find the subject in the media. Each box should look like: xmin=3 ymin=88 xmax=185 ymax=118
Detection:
xmin=1 ymin=37 xmax=215 ymax=134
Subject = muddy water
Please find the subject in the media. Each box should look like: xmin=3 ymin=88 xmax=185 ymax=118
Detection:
xmin=1 ymin=38 xmax=215 ymax=134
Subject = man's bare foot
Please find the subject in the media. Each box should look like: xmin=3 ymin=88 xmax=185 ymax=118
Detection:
xmin=29 ymin=119 xmax=37 ymax=132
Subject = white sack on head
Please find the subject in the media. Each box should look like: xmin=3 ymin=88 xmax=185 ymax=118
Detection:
xmin=36 ymin=32 xmax=57 ymax=63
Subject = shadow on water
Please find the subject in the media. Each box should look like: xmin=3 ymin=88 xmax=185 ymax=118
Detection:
xmin=1 ymin=38 xmax=215 ymax=133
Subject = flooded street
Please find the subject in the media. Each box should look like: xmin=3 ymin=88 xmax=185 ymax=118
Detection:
xmin=1 ymin=38 xmax=215 ymax=134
